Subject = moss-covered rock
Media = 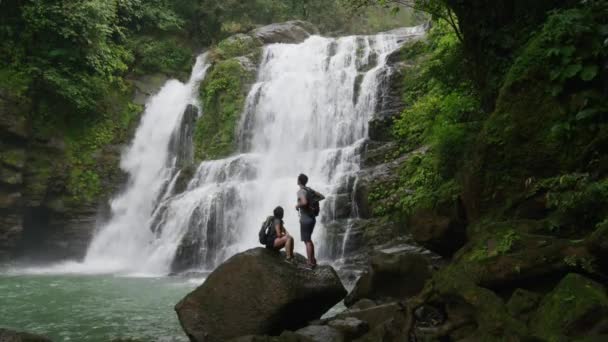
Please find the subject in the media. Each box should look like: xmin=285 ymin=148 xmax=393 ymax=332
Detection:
xmin=215 ymin=34 xmax=262 ymax=60
xmin=0 ymin=145 xmax=26 ymax=169
xmin=507 ymin=288 xmax=542 ymax=322
xmin=194 ymin=58 xmax=255 ymax=161
xmin=344 ymin=250 xmax=432 ymax=306
xmin=532 ymin=273 xmax=608 ymax=340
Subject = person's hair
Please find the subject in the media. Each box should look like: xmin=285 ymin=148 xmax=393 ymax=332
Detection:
xmin=298 ymin=173 xmax=308 ymax=186
xmin=273 ymin=206 xmax=284 ymax=219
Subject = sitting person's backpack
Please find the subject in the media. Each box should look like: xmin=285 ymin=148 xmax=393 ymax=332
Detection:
xmin=304 ymin=187 xmax=325 ymax=217
xmin=258 ymin=216 xmax=274 ymax=245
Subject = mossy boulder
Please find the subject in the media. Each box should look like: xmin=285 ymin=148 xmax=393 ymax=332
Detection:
xmin=532 ymin=273 xmax=608 ymax=340
xmin=215 ymin=33 xmax=262 ymax=60
xmin=0 ymin=145 xmax=26 ymax=169
xmin=345 ymin=250 xmax=432 ymax=306
xmin=251 ymin=20 xmax=318 ymax=44
xmin=175 ymin=248 xmax=346 ymax=342
xmin=507 ymin=288 xmax=542 ymax=323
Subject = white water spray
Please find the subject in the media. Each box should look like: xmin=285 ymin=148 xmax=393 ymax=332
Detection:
xmin=79 ymin=54 xmax=211 ymax=274
xmin=68 ymin=27 xmax=424 ymax=276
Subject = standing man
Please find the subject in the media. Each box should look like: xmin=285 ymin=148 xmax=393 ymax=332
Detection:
xmin=296 ymin=173 xmax=324 ymax=268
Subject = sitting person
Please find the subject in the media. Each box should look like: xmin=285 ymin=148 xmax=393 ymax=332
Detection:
xmin=266 ymin=206 xmax=294 ymax=261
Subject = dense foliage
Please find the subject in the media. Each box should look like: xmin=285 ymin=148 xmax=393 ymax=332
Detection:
xmin=360 ymin=1 xmax=608 ymax=339
xmin=0 ymin=0 xmax=416 ymax=202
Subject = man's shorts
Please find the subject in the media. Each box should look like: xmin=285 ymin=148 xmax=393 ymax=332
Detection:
xmin=300 ymin=215 xmax=316 ymax=242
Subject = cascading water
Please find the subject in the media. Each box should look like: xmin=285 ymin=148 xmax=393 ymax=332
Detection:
xmin=79 ymin=54 xmax=211 ymax=274
xmin=79 ymin=27 xmax=424 ymax=275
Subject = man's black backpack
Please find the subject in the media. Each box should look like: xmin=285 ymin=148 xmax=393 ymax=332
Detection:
xmin=258 ymin=216 xmax=274 ymax=245
xmin=304 ymin=187 xmax=324 ymax=217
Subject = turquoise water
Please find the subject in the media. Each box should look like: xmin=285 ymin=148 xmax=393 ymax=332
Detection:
xmin=0 ymin=274 xmax=202 ymax=341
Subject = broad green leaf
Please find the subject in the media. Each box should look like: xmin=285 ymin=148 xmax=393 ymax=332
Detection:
xmin=563 ymin=63 xmax=582 ymax=79
xmin=580 ymin=65 xmax=598 ymax=81
xmin=575 ymin=108 xmax=598 ymax=121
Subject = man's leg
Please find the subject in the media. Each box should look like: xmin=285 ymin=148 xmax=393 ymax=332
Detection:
xmin=305 ymin=241 xmax=316 ymax=265
xmin=305 ymin=241 xmax=312 ymax=262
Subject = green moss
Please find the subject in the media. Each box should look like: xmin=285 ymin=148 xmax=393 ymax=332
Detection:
xmin=194 ymin=58 xmax=253 ymax=161
xmin=215 ymin=34 xmax=261 ymax=60
xmin=0 ymin=147 xmax=26 ymax=169
xmin=22 ymin=150 xmax=54 ymax=201
xmin=370 ymin=22 xmax=478 ymax=220
xmin=63 ymin=88 xmax=141 ymax=204
xmin=532 ymin=273 xmax=608 ymax=340
xmin=467 ymin=229 xmax=520 ymax=262
xmin=430 ymin=264 xmax=528 ymax=339
xmin=507 ymin=288 xmax=541 ymax=318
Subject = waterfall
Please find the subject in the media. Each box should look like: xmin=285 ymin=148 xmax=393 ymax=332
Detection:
xmin=79 ymin=27 xmax=424 ymax=275
xmin=80 ymin=54 xmax=211 ymax=274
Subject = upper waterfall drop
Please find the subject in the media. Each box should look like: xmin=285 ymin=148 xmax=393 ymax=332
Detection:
xmin=81 ymin=54 xmax=211 ymax=274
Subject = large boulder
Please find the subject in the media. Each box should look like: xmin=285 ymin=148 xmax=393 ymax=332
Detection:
xmin=0 ymin=328 xmax=52 ymax=342
xmin=335 ymin=302 xmax=405 ymax=330
xmin=408 ymin=202 xmax=467 ymax=257
xmin=344 ymin=250 xmax=432 ymax=306
xmin=532 ymin=273 xmax=608 ymax=340
xmin=252 ymin=21 xmax=318 ymax=45
xmin=175 ymin=248 xmax=347 ymax=341
xmin=294 ymin=326 xmax=344 ymax=342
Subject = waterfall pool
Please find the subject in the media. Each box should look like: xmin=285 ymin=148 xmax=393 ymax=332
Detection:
xmin=0 ymin=273 xmax=203 ymax=341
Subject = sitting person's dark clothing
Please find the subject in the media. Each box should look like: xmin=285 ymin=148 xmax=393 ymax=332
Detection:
xmin=266 ymin=206 xmax=294 ymax=260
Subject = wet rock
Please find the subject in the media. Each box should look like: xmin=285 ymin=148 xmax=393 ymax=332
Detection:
xmin=0 ymin=105 xmax=28 ymax=141
xmin=344 ymin=250 xmax=432 ymax=306
xmin=175 ymin=248 xmax=346 ymax=342
xmin=325 ymin=194 xmax=352 ymax=220
xmin=1 ymin=165 xmax=23 ymax=186
xmin=172 ymin=164 xmax=196 ymax=195
xmin=507 ymin=288 xmax=541 ymax=322
xmin=361 ymin=141 xmax=399 ymax=168
xmin=408 ymin=199 xmax=467 ymax=257
xmin=353 ymin=315 xmax=407 ymax=342
xmin=327 ymin=317 xmax=369 ymax=340
xmin=532 ymin=273 xmax=608 ymax=340
xmin=350 ymin=299 xmax=376 ymax=311
xmin=588 ymin=223 xmax=608 ymax=266
xmin=0 ymin=328 xmax=52 ymax=342
xmin=169 ymin=104 xmax=198 ymax=169
xmin=230 ymin=331 xmax=311 ymax=342
xmin=413 ymin=304 xmax=446 ymax=329
xmin=367 ymin=117 xmax=394 ymax=142
xmin=336 ymin=302 xmax=405 ymax=330
xmin=0 ymin=145 xmax=26 ymax=169
xmin=294 ymin=326 xmax=344 ymax=342
xmin=131 ymin=74 xmax=169 ymax=106
xmin=252 ymin=21 xmax=318 ymax=44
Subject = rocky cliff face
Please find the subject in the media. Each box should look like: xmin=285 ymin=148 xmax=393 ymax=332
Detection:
xmin=0 ymin=76 xmax=171 ymax=263
xmin=320 ymin=34 xmax=432 ymax=266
